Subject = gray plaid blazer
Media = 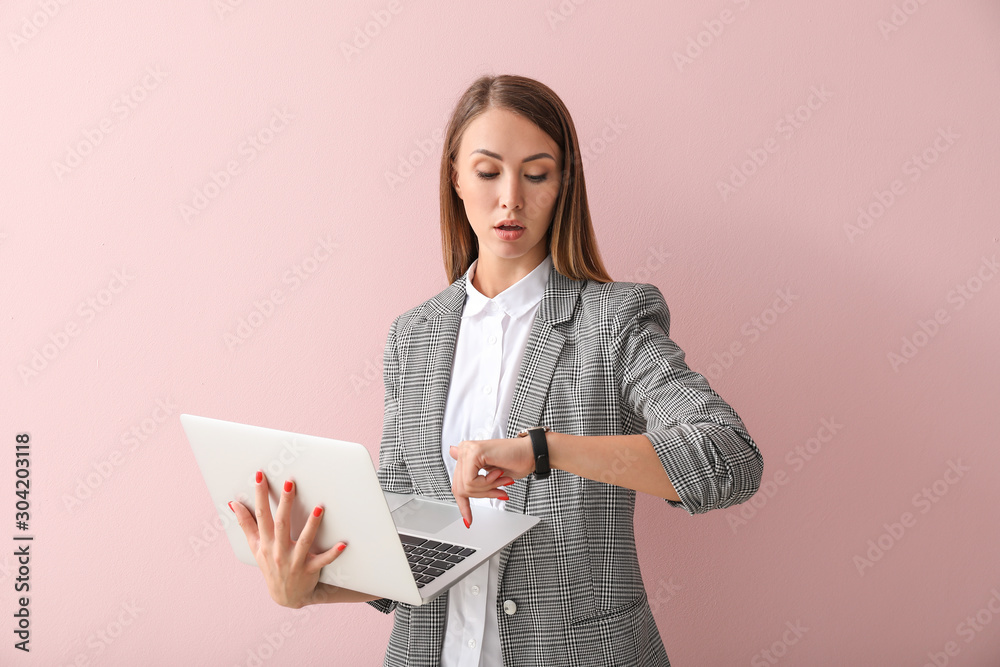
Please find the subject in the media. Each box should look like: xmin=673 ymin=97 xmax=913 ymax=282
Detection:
xmin=365 ymin=262 xmax=763 ymax=666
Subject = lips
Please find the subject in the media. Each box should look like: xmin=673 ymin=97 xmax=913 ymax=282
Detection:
xmin=495 ymin=220 xmax=523 ymax=230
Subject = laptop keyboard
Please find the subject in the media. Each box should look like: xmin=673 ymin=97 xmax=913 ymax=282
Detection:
xmin=399 ymin=534 xmax=477 ymax=588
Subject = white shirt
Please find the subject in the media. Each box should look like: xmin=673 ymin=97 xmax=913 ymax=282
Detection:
xmin=440 ymin=253 xmax=552 ymax=667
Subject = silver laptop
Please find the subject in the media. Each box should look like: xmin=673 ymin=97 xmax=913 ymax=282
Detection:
xmin=180 ymin=413 xmax=540 ymax=606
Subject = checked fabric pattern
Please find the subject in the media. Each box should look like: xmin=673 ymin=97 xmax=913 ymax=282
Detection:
xmin=364 ymin=263 xmax=764 ymax=667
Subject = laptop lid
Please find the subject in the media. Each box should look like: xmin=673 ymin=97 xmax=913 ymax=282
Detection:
xmin=180 ymin=413 xmax=539 ymax=606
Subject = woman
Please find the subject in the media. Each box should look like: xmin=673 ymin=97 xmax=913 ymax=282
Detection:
xmin=231 ymin=74 xmax=764 ymax=666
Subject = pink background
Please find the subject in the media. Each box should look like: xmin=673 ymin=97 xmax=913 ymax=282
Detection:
xmin=3 ymin=1 xmax=999 ymax=665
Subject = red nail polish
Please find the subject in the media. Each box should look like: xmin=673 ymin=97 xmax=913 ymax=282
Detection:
xmin=313 ymin=506 xmax=322 ymax=518
xmin=255 ymin=471 xmax=262 ymax=484
xmin=228 ymin=501 xmax=234 ymax=513
xmin=336 ymin=543 xmax=347 ymax=552
xmin=498 ymin=494 xmax=510 ymax=501
xmin=464 ymin=517 xmax=470 ymax=528
xmin=503 ymin=481 xmax=515 ymax=486
xmin=284 ymin=480 xmax=292 ymax=493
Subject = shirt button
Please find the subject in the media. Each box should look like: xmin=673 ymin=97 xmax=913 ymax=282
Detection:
xmin=483 ymin=385 xmax=493 ymax=395
xmin=468 ymin=638 xmax=476 ymax=648
xmin=488 ymin=335 xmax=497 ymax=345
xmin=503 ymin=599 xmax=517 ymax=615
xmin=470 ymin=585 xmax=480 ymax=596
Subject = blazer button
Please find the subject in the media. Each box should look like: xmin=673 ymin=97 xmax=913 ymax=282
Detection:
xmin=502 ymin=599 xmax=517 ymax=615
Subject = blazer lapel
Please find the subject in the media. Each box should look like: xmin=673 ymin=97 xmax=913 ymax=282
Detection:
xmin=398 ymin=261 xmax=584 ymax=580
xmin=495 ymin=266 xmax=582 ymax=586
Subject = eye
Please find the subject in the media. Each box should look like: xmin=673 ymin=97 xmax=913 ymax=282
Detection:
xmin=475 ymin=171 xmax=548 ymax=183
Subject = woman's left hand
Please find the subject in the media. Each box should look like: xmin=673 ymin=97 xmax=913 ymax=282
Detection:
xmin=448 ymin=437 xmax=535 ymax=528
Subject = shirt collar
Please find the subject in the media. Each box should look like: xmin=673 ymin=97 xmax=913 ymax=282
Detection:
xmin=462 ymin=253 xmax=552 ymax=319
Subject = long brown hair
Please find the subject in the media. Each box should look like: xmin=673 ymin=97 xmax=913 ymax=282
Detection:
xmin=439 ymin=74 xmax=613 ymax=285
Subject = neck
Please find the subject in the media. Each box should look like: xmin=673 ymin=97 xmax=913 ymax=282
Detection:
xmin=472 ymin=251 xmax=547 ymax=299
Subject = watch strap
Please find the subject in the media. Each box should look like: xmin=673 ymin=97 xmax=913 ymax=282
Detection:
xmin=520 ymin=426 xmax=551 ymax=480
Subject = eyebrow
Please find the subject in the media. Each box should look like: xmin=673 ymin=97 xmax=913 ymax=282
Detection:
xmin=470 ymin=149 xmax=556 ymax=163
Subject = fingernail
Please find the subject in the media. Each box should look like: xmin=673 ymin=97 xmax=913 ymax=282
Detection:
xmin=463 ymin=517 xmax=470 ymax=529
xmin=313 ymin=506 xmax=322 ymax=518
xmin=284 ymin=480 xmax=293 ymax=493
xmin=336 ymin=543 xmax=347 ymax=552
xmin=503 ymin=481 xmax=515 ymax=486
xmin=255 ymin=470 xmax=262 ymax=484
xmin=498 ymin=494 xmax=510 ymax=501
xmin=228 ymin=501 xmax=234 ymax=513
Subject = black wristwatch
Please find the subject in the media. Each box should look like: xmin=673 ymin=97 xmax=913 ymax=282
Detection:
xmin=517 ymin=426 xmax=551 ymax=480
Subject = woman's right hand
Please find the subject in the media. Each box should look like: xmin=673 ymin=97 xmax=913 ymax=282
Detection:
xmin=229 ymin=470 xmax=348 ymax=609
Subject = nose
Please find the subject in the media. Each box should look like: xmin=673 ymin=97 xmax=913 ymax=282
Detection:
xmin=500 ymin=173 xmax=523 ymax=211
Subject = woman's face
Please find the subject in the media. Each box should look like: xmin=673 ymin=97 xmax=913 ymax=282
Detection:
xmin=451 ymin=107 xmax=563 ymax=269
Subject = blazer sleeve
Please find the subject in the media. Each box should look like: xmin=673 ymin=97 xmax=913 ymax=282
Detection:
xmin=614 ymin=283 xmax=763 ymax=516
xmin=366 ymin=314 xmax=413 ymax=615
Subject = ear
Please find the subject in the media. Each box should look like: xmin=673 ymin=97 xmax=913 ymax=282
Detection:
xmin=451 ymin=162 xmax=463 ymax=200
